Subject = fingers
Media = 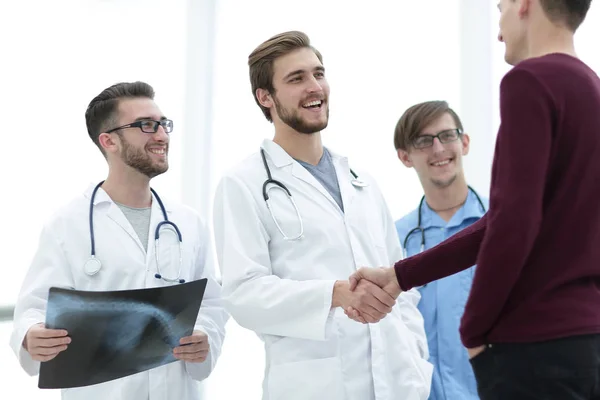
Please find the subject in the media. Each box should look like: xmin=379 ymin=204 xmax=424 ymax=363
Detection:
xmin=179 ymin=331 xmax=208 ymax=346
xmin=35 ymin=328 xmax=69 ymax=338
xmin=35 ymin=336 xmax=71 ymax=348
xmin=25 ymin=325 xmax=71 ymax=361
xmin=173 ymin=341 xmax=210 ymax=355
xmin=174 ymin=331 xmax=210 ymax=362
xmin=355 ymin=287 xmax=393 ymax=315
xmin=349 ymin=271 xmax=361 ymax=291
xmin=346 ymin=278 xmax=398 ymax=323
xmin=344 ymin=307 xmax=367 ymax=324
xmin=359 ymin=280 xmax=395 ymax=308
xmin=357 ymin=304 xmax=387 ymax=323
xmin=173 ymin=340 xmax=210 ymax=363
xmin=33 ymin=344 xmax=69 ymax=357
xmin=172 ymin=331 xmax=211 ymax=363
xmin=34 ymin=352 xmax=63 ymax=362
xmin=173 ymin=350 xmax=209 ymax=363
xmin=29 ymin=341 xmax=69 ymax=362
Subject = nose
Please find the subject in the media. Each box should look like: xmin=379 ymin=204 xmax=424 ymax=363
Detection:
xmin=431 ymin=137 xmax=445 ymax=152
xmin=306 ymin=75 xmax=324 ymax=93
xmin=498 ymin=32 xmax=503 ymax=42
xmin=153 ymin=125 xmax=169 ymax=142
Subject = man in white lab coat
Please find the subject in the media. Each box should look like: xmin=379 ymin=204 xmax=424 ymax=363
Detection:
xmin=10 ymin=81 xmax=228 ymax=400
xmin=212 ymin=31 xmax=432 ymax=400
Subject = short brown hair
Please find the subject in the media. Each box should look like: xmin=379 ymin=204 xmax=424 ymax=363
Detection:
xmin=248 ymin=31 xmax=323 ymax=122
xmin=539 ymin=0 xmax=592 ymax=31
xmin=85 ymin=81 xmax=155 ymax=152
xmin=394 ymin=101 xmax=464 ymax=151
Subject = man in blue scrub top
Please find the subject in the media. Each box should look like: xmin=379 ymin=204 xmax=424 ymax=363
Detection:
xmin=393 ymin=101 xmax=487 ymax=400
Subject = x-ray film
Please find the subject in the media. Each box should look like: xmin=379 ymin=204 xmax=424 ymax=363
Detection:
xmin=38 ymin=278 xmax=207 ymax=389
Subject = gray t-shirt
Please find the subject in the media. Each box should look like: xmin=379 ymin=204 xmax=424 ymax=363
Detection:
xmin=116 ymin=203 xmax=152 ymax=252
xmin=296 ymin=148 xmax=344 ymax=212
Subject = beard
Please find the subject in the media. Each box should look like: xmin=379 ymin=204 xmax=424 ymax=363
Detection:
xmin=118 ymin=134 xmax=168 ymax=178
xmin=273 ymin=95 xmax=329 ymax=134
xmin=430 ymin=173 xmax=457 ymax=189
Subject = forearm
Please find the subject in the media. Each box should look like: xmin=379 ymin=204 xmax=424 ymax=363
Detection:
xmin=394 ymin=215 xmax=487 ymax=290
xmin=10 ymin=313 xmax=44 ymax=376
xmin=223 ymin=276 xmax=336 ymax=341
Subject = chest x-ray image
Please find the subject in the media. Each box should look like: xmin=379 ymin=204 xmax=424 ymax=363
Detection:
xmin=38 ymin=278 xmax=207 ymax=389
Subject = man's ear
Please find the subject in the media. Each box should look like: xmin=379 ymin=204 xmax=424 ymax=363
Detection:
xmin=518 ymin=0 xmax=531 ymax=18
xmin=461 ymin=133 xmax=470 ymax=156
xmin=397 ymin=148 xmax=413 ymax=168
xmin=98 ymin=132 xmax=119 ymax=154
xmin=256 ymin=88 xmax=273 ymax=109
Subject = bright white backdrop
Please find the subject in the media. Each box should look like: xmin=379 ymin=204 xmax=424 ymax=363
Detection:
xmin=1 ymin=1 xmax=598 ymax=399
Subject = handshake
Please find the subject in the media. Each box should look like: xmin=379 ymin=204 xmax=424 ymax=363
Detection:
xmin=335 ymin=267 xmax=402 ymax=324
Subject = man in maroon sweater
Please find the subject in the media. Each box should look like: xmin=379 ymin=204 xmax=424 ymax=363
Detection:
xmin=348 ymin=0 xmax=600 ymax=399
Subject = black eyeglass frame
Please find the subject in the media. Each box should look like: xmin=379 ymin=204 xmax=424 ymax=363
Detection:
xmin=105 ymin=119 xmax=173 ymax=134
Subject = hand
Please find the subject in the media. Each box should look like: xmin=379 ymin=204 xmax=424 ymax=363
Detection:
xmin=23 ymin=323 xmax=71 ymax=362
xmin=174 ymin=330 xmax=210 ymax=363
xmin=346 ymin=267 xmax=402 ymax=324
xmin=467 ymin=345 xmax=487 ymax=359
xmin=333 ymin=280 xmax=395 ymax=324
xmin=349 ymin=267 xmax=401 ymax=298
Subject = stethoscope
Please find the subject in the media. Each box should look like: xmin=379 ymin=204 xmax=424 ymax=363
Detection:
xmin=402 ymin=185 xmax=486 ymax=259
xmin=83 ymin=181 xmax=185 ymax=283
xmin=260 ymin=148 xmax=367 ymax=241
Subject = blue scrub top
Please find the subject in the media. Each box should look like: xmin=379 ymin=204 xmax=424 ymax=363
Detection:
xmin=395 ymin=190 xmax=488 ymax=400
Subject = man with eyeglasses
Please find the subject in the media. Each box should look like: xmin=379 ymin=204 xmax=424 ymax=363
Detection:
xmin=392 ymin=101 xmax=487 ymax=400
xmin=9 ymin=81 xmax=228 ymax=400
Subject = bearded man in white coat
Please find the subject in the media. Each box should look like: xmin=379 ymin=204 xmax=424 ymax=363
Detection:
xmin=10 ymin=81 xmax=228 ymax=400
xmin=212 ymin=31 xmax=432 ymax=400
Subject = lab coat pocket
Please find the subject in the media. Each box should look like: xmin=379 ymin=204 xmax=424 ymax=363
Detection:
xmin=415 ymin=355 xmax=434 ymax=397
xmin=267 ymin=357 xmax=344 ymax=400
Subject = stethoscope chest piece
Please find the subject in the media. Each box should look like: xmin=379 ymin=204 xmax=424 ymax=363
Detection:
xmin=84 ymin=257 xmax=102 ymax=276
xmin=351 ymin=178 xmax=368 ymax=188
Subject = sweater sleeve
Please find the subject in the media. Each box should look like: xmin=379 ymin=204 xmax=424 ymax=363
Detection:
xmin=394 ymin=215 xmax=487 ymax=290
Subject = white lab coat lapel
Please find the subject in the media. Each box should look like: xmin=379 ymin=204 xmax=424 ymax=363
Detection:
xmin=262 ymin=139 xmax=343 ymax=215
xmin=330 ymin=150 xmax=357 ymax=211
xmin=85 ymin=184 xmax=173 ymax=260
xmin=84 ymin=185 xmax=146 ymax=257
xmin=106 ymin=202 xmax=146 ymax=255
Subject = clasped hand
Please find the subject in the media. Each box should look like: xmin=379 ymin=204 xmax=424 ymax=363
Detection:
xmin=344 ymin=267 xmax=402 ymax=324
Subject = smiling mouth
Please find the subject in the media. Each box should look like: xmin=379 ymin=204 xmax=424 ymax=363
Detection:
xmin=148 ymin=148 xmax=166 ymax=156
xmin=302 ymin=100 xmax=323 ymax=109
xmin=430 ymin=158 xmax=452 ymax=167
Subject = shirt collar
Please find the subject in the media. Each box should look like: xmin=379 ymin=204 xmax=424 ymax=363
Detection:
xmin=420 ymin=188 xmax=486 ymax=228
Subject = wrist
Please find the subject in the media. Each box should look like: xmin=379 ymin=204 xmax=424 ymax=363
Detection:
xmin=386 ymin=267 xmax=402 ymax=297
xmin=332 ymin=280 xmax=349 ymax=308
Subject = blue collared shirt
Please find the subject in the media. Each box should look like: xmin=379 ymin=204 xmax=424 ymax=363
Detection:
xmin=395 ymin=189 xmax=488 ymax=400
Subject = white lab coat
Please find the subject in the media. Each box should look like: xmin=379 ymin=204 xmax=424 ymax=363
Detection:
xmin=10 ymin=184 xmax=228 ymax=400
xmin=213 ymin=139 xmax=433 ymax=400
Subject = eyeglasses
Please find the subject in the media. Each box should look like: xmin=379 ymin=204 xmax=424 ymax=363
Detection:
xmin=412 ymin=128 xmax=462 ymax=149
xmin=106 ymin=119 xmax=173 ymax=134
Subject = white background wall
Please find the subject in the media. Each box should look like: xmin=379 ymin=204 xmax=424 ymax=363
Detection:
xmin=1 ymin=0 xmax=599 ymax=398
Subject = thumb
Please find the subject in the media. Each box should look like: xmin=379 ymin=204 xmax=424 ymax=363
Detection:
xmin=349 ymin=270 xmax=362 ymax=291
